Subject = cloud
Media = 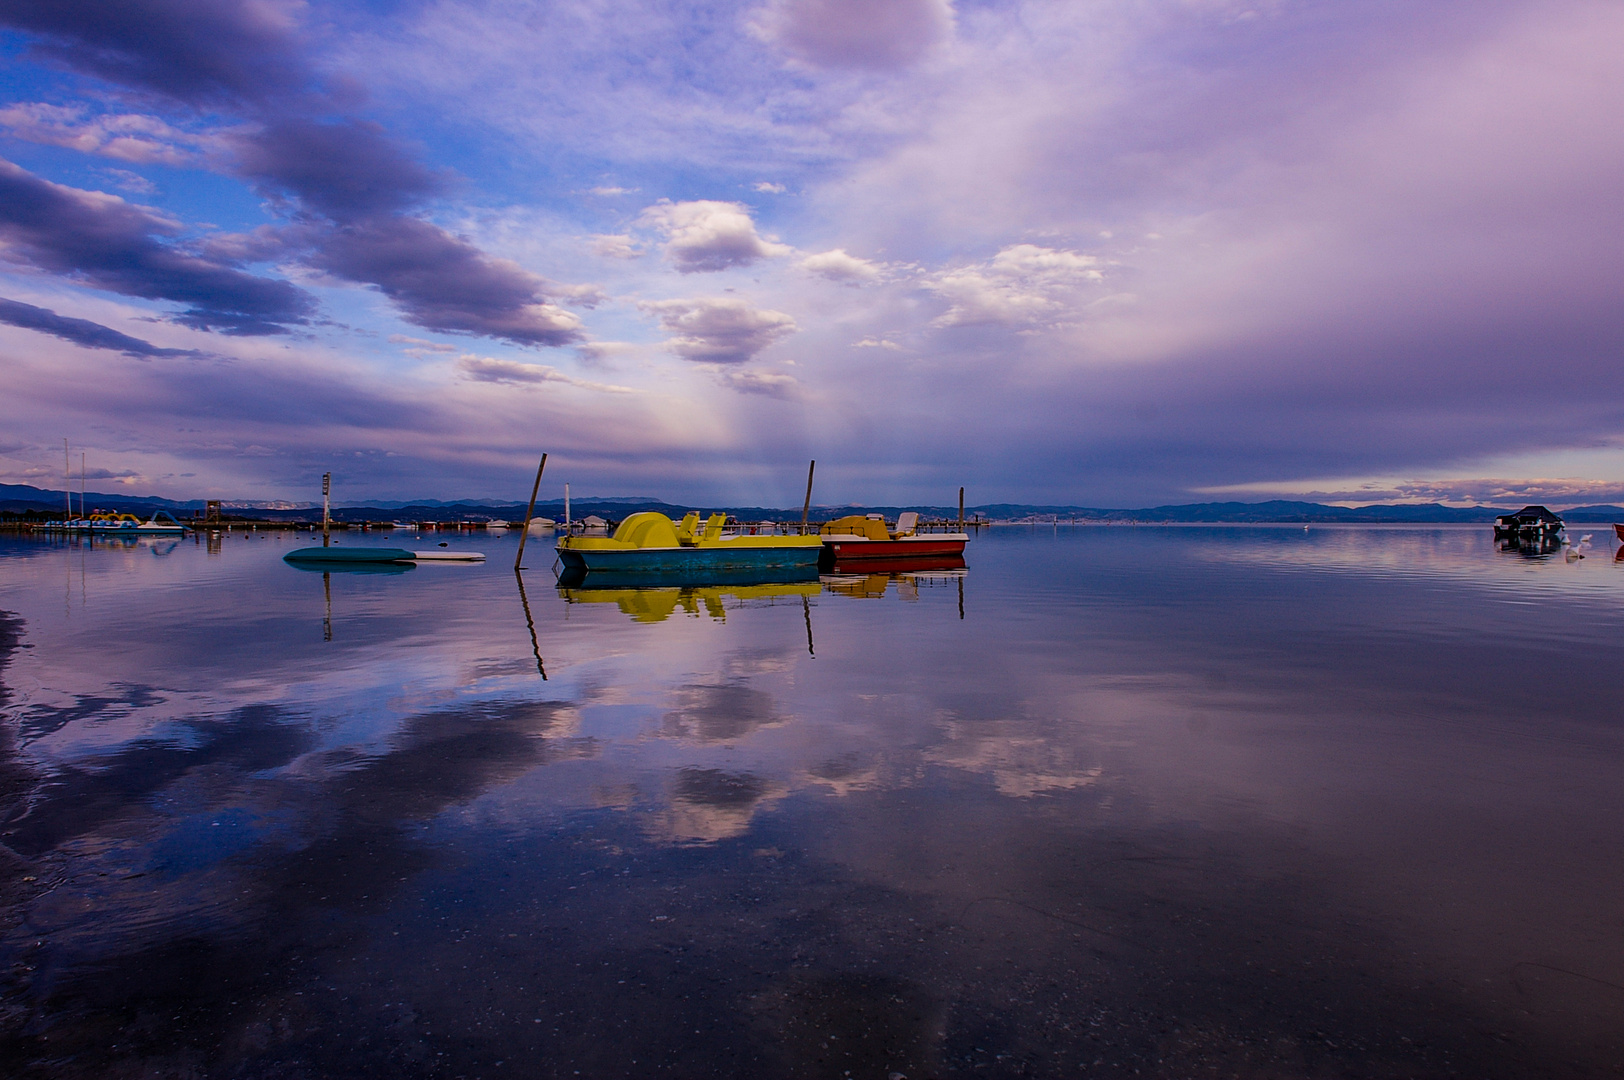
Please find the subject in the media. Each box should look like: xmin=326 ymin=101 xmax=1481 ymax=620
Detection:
xmin=101 ymin=168 xmax=159 ymax=195
xmin=0 ymin=10 xmax=597 ymax=351
xmin=754 ymin=181 xmax=787 ymax=193
xmin=0 ymin=0 xmax=313 ymax=106
xmin=454 ymin=355 xmax=637 ymax=393
xmin=752 ymin=0 xmax=954 ymax=70
xmin=926 ymin=244 xmax=1102 ymax=327
xmin=721 ymin=369 xmax=802 ymax=398
xmin=588 ymin=185 xmax=638 ymax=196
xmin=641 ymin=297 xmax=797 ymax=364
xmin=0 ymin=158 xmax=313 ymax=334
xmin=799 ymin=248 xmax=881 ymax=283
xmin=232 ymin=119 xmax=447 ymax=220
xmin=310 ymin=216 xmax=585 ymax=346
xmin=852 ymin=336 xmax=903 ymax=350
xmin=0 ymin=103 xmax=220 ymax=166
xmin=0 ymin=296 xmax=201 ymax=358
xmin=637 ymin=200 xmax=791 ymax=273
xmin=590 ymin=234 xmax=641 ymax=259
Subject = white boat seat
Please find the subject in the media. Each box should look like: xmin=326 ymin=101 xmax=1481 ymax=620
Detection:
xmin=894 ymin=511 xmax=919 ymax=536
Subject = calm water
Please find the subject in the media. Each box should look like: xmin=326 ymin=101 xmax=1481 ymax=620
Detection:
xmin=1 ymin=525 xmax=1622 ymax=1078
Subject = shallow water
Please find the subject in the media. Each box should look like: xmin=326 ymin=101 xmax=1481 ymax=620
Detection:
xmin=2 ymin=524 xmax=1622 ymax=1078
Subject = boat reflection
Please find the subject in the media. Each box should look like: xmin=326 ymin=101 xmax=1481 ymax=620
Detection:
xmin=556 ymin=566 xmax=820 ymax=624
xmin=1498 ymin=533 xmax=1566 ymax=559
xmin=820 ymin=565 xmax=967 ymax=618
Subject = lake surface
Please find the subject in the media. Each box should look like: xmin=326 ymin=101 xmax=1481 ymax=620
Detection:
xmin=2 ymin=524 xmax=1622 ymax=1078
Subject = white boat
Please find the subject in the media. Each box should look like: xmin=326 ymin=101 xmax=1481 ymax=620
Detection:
xmin=412 ymin=549 xmax=485 ymax=561
xmin=38 ymin=511 xmax=185 ymax=535
xmin=485 ymin=520 xmax=511 ymax=529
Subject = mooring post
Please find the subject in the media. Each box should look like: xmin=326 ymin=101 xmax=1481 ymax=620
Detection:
xmin=514 ymin=452 xmax=548 ymax=570
xmin=801 ymin=459 xmax=816 ymax=534
xmin=959 ymin=486 xmax=964 ymax=530
xmin=322 ymin=472 xmax=331 ymax=547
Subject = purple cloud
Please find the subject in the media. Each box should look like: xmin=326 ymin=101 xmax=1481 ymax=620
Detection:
xmin=753 ymin=0 xmax=954 ymax=70
xmin=0 ymin=296 xmax=201 ymax=358
xmin=0 ymin=158 xmax=313 ymax=334
xmin=0 ymin=0 xmax=312 ymax=105
xmin=0 ymin=2 xmax=590 ymax=350
xmin=312 ymin=217 xmax=584 ymax=346
xmin=233 ymin=119 xmax=447 ymax=220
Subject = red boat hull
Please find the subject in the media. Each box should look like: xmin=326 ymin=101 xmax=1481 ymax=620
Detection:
xmin=821 ymin=535 xmax=967 ymax=569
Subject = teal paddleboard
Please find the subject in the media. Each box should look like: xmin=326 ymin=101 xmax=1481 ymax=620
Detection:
xmin=284 ymin=547 xmax=416 ymax=564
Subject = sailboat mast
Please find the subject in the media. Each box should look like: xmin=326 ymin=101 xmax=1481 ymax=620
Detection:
xmin=63 ymin=438 xmax=71 ymax=520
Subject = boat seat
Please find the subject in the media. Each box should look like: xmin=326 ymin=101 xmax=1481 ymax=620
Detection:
xmin=677 ymin=512 xmax=701 ymax=544
xmin=895 ymin=511 xmax=919 ymax=536
xmin=702 ymin=512 xmax=727 ymax=541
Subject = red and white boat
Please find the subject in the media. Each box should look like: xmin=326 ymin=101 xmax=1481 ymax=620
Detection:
xmin=819 ymin=512 xmax=968 ymax=568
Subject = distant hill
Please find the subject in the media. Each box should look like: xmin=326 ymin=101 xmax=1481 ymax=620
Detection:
xmin=4 ymin=482 xmax=1620 ymax=525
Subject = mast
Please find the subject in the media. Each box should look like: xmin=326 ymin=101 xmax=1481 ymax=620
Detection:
xmin=64 ymin=438 xmax=71 ymax=520
xmin=564 ymin=483 xmax=571 ymax=533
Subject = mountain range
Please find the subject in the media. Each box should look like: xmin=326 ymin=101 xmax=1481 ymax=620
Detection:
xmin=5 ymin=484 xmax=1622 ymax=525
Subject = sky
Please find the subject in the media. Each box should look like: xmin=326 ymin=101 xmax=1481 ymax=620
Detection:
xmin=0 ymin=0 xmax=1621 ymax=508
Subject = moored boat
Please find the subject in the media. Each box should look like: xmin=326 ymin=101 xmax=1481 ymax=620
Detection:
xmin=818 ymin=512 xmax=967 ymax=568
xmin=556 ymin=512 xmax=821 ymax=573
xmin=283 ymin=547 xmax=485 ymax=564
xmin=1614 ymin=523 xmax=1624 ymax=544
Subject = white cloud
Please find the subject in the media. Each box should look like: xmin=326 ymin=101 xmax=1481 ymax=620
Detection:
xmin=590 ymin=233 xmax=641 ymax=259
xmin=752 ymin=0 xmax=955 ymax=70
xmin=799 ymin=248 xmax=881 ymax=283
xmin=455 ymin=355 xmax=638 ymax=393
xmin=0 ymin=103 xmax=222 ymax=166
xmin=754 ymin=181 xmax=787 ymax=193
xmin=589 ymin=185 xmax=639 ymax=196
xmin=852 ymin=336 xmax=903 ymax=350
xmin=637 ymin=200 xmax=791 ymax=273
xmin=641 ymin=297 xmax=797 ymax=363
xmin=926 ymin=244 xmax=1103 ymax=327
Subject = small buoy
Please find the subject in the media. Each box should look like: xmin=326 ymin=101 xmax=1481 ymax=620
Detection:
xmin=439 ymin=541 xmax=448 ymax=547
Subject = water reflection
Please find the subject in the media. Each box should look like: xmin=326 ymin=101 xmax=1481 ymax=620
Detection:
xmin=558 ymin=575 xmax=820 ymax=623
xmin=2 ymin=527 xmax=1623 ymax=1077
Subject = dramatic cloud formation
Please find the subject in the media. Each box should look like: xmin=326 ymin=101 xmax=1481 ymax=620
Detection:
xmin=0 ymin=297 xmax=200 ymax=358
xmin=638 ymin=201 xmax=791 ymax=273
xmin=0 ymin=0 xmax=311 ymax=104
xmin=752 ymin=0 xmax=955 ymax=70
xmin=643 ymin=297 xmax=798 ymax=365
xmin=0 ymin=158 xmax=313 ymax=333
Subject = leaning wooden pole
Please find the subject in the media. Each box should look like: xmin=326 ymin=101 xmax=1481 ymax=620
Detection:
xmin=800 ymin=459 xmax=816 ymax=533
xmin=514 ymin=452 xmax=548 ymax=570
xmin=959 ymin=486 xmax=964 ymax=530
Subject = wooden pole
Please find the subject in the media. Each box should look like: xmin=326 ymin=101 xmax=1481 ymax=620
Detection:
xmin=81 ymin=453 xmax=86 ymax=520
xmin=322 ymin=472 xmax=331 ymax=547
xmin=514 ymin=452 xmax=548 ymax=570
xmin=64 ymin=439 xmax=71 ymax=521
xmin=958 ymin=486 xmax=964 ymax=530
xmin=800 ymin=460 xmax=816 ymax=533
